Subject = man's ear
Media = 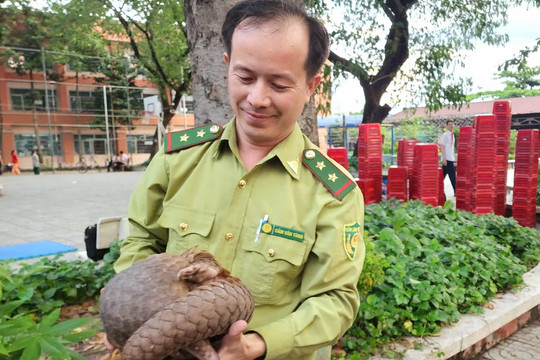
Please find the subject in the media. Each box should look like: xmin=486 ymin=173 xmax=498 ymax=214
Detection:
xmin=305 ymin=74 xmax=322 ymax=102
xmin=223 ymin=52 xmax=230 ymax=66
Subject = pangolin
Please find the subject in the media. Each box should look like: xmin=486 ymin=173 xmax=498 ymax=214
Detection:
xmin=99 ymin=248 xmax=254 ymax=360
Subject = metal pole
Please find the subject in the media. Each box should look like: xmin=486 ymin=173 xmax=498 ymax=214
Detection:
xmin=41 ymin=47 xmax=55 ymax=174
xmin=103 ymin=86 xmax=111 ymax=160
xmin=391 ymin=125 xmax=395 ymax=165
xmin=157 ymin=112 xmax=163 ymax=147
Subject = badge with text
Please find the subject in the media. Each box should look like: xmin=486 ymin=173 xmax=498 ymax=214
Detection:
xmin=261 ymin=222 xmax=304 ymax=242
xmin=343 ymin=222 xmax=361 ymax=260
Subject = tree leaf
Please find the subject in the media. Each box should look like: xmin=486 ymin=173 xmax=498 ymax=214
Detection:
xmin=20 ymin=338 xmax=40 ymax=360
xmin=38 ymin=308 xmax=61 ymax=332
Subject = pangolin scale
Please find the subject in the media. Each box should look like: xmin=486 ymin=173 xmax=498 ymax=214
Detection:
xmin=99 ymin=248 xmax=254 ymax=360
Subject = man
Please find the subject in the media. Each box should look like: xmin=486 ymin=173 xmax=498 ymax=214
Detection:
xmin=113 ymin=1 xmax=365 ymax=359
xmin=31 ymin=150 xmax=40 ymax=175
xmin=438 ymin=120 xmax=456 ymax=192
xmin=118 ymin=150 xmax=129 ymax=170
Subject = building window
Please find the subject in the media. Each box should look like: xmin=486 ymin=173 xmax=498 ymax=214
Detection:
xmin=10 ymin=88 xmax=58 ymax=111
xmin=14 ymin=134 xmax=62 ymax=157
xmin=127 ymin=134 xmax=154 ymax=154
xmin=73 ymin=134 xmax=107 ymax=155
xmin=69 ymin=90 xmax=98 ymax=113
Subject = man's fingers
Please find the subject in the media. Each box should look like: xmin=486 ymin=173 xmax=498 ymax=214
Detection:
xmin=228 ymin=320 xmax=248 ymax=337
xmin=103 ymin=334 xmax=115 ymax=351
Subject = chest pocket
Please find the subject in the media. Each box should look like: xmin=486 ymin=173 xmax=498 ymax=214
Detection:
xmin=242 ymin=232 xmax=309 ymax=304
xmin=158 ymin=205 xmax=215 ymax=254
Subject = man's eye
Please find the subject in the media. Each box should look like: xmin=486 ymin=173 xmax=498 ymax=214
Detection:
xmin=237 ymin=75 xmax=253 ymax=83
xmin=272 ymin=83 xmax=287 ymax=91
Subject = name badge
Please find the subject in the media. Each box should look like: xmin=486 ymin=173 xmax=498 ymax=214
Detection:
xmin=261 ymin=222 xmax=304 ymax=242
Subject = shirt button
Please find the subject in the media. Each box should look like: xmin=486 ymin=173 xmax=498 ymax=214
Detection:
xmin=268 ymin=249 xmax=275 ymax=257
xmin=179 ymin=223 xmax=188 ymax=231
xmin=238 ymin=180 xmax=247 ymax=188
xmin=225 ymin=233 xmax=234 ymax=241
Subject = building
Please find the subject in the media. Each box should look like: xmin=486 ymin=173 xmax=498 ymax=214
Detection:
xmin=0 ymin=59 xmax=195 ymax=170
xmin=386 ymin=96 xmax=540 ymax=130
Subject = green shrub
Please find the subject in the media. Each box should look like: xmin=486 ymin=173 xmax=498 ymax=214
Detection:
xmin=0 ymin=261 xmax=101 ymax=360
xmin=342 ymin=200 xmax=540 ymax=359
xmin=0 ymin=240 xmax=122 ymax=359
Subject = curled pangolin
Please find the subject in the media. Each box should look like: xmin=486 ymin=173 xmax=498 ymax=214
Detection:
xmin=99 ymin=248 xmax=254 ymax=360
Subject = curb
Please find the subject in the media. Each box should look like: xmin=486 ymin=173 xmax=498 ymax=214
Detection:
xmin=371 ymin=262 xmax=540 ymax=359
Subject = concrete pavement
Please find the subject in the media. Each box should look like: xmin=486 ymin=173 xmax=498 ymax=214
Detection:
xmin=0 ymin=169 xmax=539 ymax=359
xmin=0 ymin=170 xmax=142 ymax=259
xmin=476 ymin=317 xmax=540 ymax=360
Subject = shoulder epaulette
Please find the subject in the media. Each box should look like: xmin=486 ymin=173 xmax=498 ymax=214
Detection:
xmin=164 ymin=123 xmax=224 ymax=153
xmin=302 ymin=149 xmax=357 ymax=201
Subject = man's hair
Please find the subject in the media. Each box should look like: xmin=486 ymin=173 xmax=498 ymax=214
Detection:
xmin=446 ymin=120 xmax=454 ymax=125
xmin=221 ymin=0 xmax=329 ymax=79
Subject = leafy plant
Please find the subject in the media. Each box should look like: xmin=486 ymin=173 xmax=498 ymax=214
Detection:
xmin=2 ymin=256 xmax=115 ymax=317
xmin=341 ymin=200 xmax=540 ymax=359
xmin=0 ymin=304 xmax=96 ymax=360
xmin=0 ymin=259 xmax=103 ymax=360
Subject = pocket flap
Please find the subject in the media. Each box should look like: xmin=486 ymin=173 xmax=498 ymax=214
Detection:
xmin=244 ymin=235 xmax=306 ymax=266
xmin=158 ymin=205 xmax=215 ymax=237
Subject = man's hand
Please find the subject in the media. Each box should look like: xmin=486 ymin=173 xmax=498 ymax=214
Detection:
xmin=218 ymin=320 xmax=266 ymax=360
xmin=442 ymin=159 xmax=447 ymax=166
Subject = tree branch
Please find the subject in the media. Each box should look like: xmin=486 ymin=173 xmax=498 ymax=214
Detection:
xmin=328 ymin=50 xmax=370 ymax=88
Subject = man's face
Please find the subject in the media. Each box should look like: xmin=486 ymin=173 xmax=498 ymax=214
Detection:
xmin=447 ymin=122 xmax=455 ymax=131
xmin=224 ymin=19 xmax=321 ymax=148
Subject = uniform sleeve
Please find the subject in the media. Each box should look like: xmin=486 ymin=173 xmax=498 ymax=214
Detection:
xmin=114 ymin=150 xmax=170 ymax=273
xmin=252 ymin=187 xmax=365 ymax=359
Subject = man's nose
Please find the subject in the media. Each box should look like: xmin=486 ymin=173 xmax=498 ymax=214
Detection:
xmin=247 ymin=81 xmax=271 ymax=108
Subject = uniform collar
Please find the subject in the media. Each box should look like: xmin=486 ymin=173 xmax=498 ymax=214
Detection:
xmin=217 ymin=118 xmax=303 ymax=180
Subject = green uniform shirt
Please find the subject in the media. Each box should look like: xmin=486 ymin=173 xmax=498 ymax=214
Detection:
xmin=115 ymin=120 xmax=365 ymax=360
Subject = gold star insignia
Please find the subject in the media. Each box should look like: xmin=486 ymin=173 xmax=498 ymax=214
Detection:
xmin=328 ymin=173 xmax=338 ymax=182
xmin=197 ymin=129 xmax=206 ymax=138
xmin=316 ymin=161 xmax=326 ymax=170
xmin=180 ymin=133 xmax=189 ymax=142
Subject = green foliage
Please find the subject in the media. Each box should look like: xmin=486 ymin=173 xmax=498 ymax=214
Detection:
xmin=394 ymin=119 xmax=440 ymax=144
xmin=308 ymin=0 xmax=535 ymax=121
xmin=466 ymin=62 xmax=540 ymax=101
xmin=343 ymin=200 xmax=540 ymax=358
xmin=1 ymin=256 xmax=115 ymax=317
xmin=357 ymin=233 xmax=386 ymax=297
xmin=0 ymin=260 xmax=103 ymax=360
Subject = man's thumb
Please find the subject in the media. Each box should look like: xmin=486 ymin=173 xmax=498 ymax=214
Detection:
xmin=229 ymin=320 xmax=248 ymax=336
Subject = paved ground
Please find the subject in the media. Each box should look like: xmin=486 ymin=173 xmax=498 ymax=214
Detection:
xmin=0 ymin=170 xmax=142 ymax=258
xmin=476 ymin=318 xmax=540 ymax=360
xmin=0 ymin=169 xmax=538 ymax=359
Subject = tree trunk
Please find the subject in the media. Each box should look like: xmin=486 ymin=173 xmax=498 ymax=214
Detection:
xmin=183 ymin=0 xmax=233 ymax=125
xmin=299 ymin=96 xmax=319 ymax=146
xmin=183 ymin=0 xmax=318 ymax=145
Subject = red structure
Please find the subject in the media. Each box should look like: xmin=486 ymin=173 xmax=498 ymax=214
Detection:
xmin=410 ymin=144 xmax=439 ymax=207
xmin=470 ymin=115 xmax=497 ymax=215
xmin=493 ymin=101 xmax=512 ymax=216
xmin=456 ymin=126 xmax=474 ymax=211
xmin=438 ymin=168 xmax=445 ymax=206
xmin=387 ymin=166 xmax=408 ymax=201
xmin=512 ymin=129 xmax=540 ymax=227
xmin=356 ymin=124 xmax=382 ymax=204
xmin=326 ymin=147 xmax=349 ymax=170
xmin=397 ymin=139 xmax=418 ymax=180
